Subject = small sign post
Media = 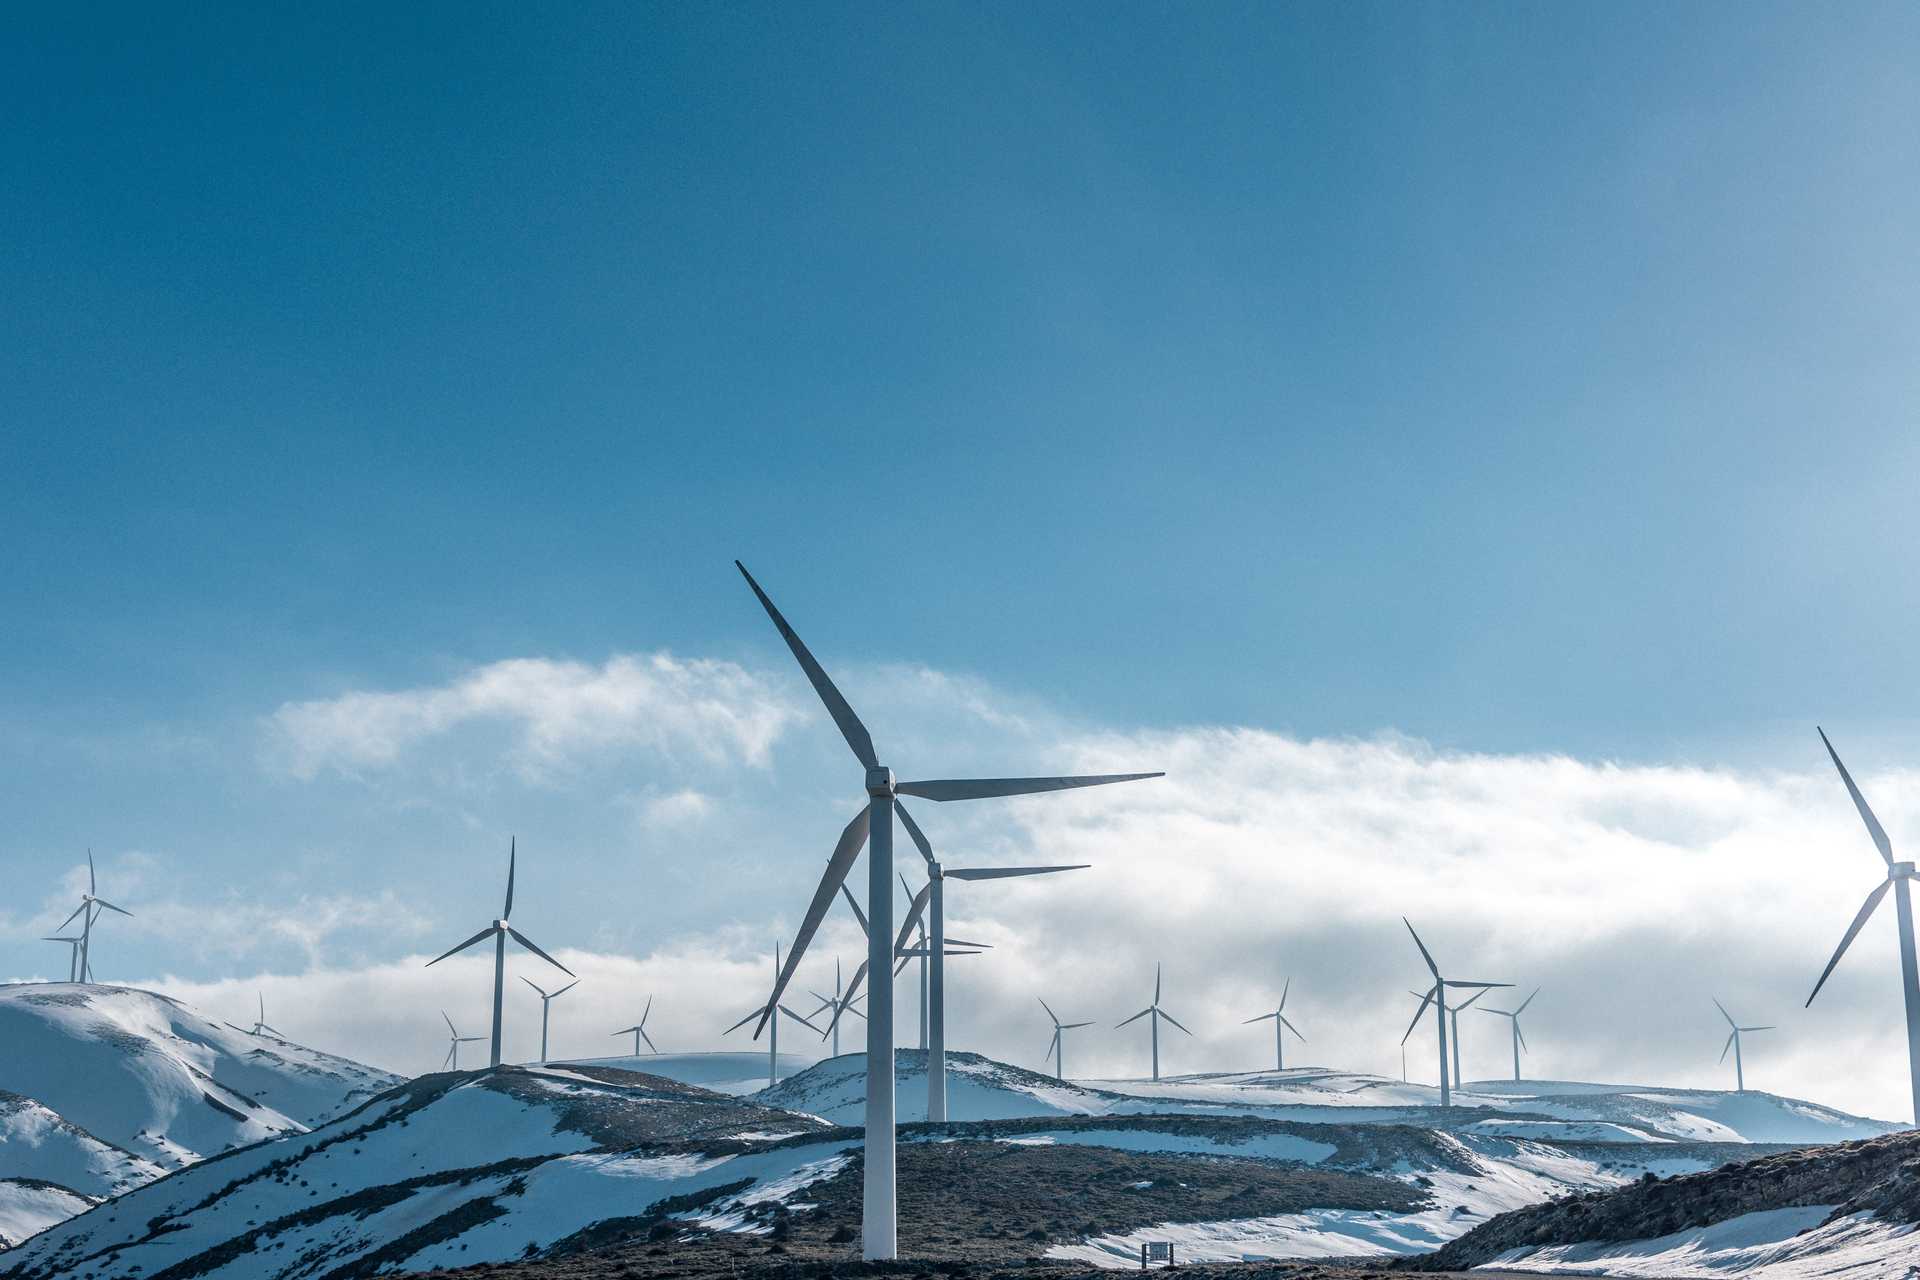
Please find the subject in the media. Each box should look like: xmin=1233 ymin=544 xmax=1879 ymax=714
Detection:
xmin=1141 ymin=1241 xmax=1175 ymax=1269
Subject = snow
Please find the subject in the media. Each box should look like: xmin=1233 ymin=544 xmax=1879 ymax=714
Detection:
xmin=981 ymin=1127 xmax=1337 ymax=1163
xmin=0 ymin=1091 xmax=163 ymax=1198
xmin=1483 ymin=1206 xmax=1920 ymax=1278
xmin=557 ymin=1051 xmax=814 ymax=1096
xmin=0 ymin=1179 xmax=97 ymax=1249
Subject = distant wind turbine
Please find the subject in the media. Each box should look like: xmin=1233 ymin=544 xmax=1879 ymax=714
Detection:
xmin=424 ymin=839 xmax=573 ymax=1069
xmin=899 ymin=870 xmax=990 ymax=1058
xmin=1409 ymin=986 xmax=1495 ymax=1087
xmin=805 ymin=958 xmax=865 ymax=1058
xmin=521 ymin=976 xmax=579 ymax=1064
xmin=1243 ymin=978 xmax=1306 ymax=1072
xmin=613 ymin=996 xmax=659 ymax=1057
xmin=1479 ymin=987 xmax=1540 ymax=1082
xmin=725 ymin=943 xmax=823 ymax=1089
xmin=56 ymin=851 xmax=131 ymax=984
xmin=250 ymin=992 xmax=283 ymax=1038
xmin=441 ymin=1011 xmax=483 ymax=1071
xmin=1117 ymin=963 xmax=1191 ymax=1081
xmin=1806 ymin=729 xmax=1920 ymax=1125
xmin=733 ymin=560 xmax=1161 ymax=1260
xmin=1039 ymin=997 xmax=1093 ymax=1081
xmin=42 ymin=935 xmax=81 ymax=983
xmin=1401 ymin=919 xmax=1509 ymax=1107
xmin=1714 ymin=997 xmax=1771 ymax=1092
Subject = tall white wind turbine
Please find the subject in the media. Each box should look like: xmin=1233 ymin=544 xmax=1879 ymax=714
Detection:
xmin=522 ymin=976 xmax=579 ymax=1064
xmin=56 ymin=852 xmax=132 ymax=983
xmin=1117 ymin=963 xmax=1191 ymax=1081
xmin=1039 ymin=997 xmax=1093 ymax=1080
xmin=733 ymin=560 xmax=1161 ymax=1260
xmin=1479 ymin=987 xmax=1540 ymax=1082
xmin=1401 ymin=919 xmax=1509 ymax=1107
xmin=441 ymin=1011 xmax=484 ymax=1070
xmin=613 ymin=995 xmax=658 ymax=1057
xmin=726 ymin=942 xmax=824 ymax=1089
xmin=1807 ymin=728 xmax=1920 ymax=1125
xmin=42 ymin=935 xmax=81 ymax=983
xmin=424 ymin=840 xmax=573 ymax=1069
xmin=250 ymin=992 xmax=284 ymax=1038
xmin=1243 ymin=978 xmax=1306 ymax=1072
xmin=897 ymin=815 xmax=1083 ymax=1121
xmin=1714 ymin=997 xmax=1771 ymax=1092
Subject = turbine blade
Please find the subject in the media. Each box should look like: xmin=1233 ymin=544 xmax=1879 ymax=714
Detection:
xmin=754 ymin=807 xmax=872 ymax=1038
xmin=1712 ymin=996 xmax=1736 ymax=1028
xmin=1444 ymin=980 xmax=1512 ymax=990
xmin=1244 ymin=1012 xmax=1278 ymax=1024
xmin=507 ymin=927 xmax=574 ymax=976
xmin=1404 ymin=919 xmax=1441 ymax=980
xmin=57 ymin=903 xmax=86 ymax=930
xmin=1720 ymin=1031 xmax=1735 ymax=1063
xmin=945 ymin=865 xmax=1089 ymax=880
xmin=1279 ymin=976 xmax=1291 ymax=1012
xmin=89 ymin=850 xmax=96 ymax=894
xmin=641 ymin=1027 xmax=659 ymax=1053
xmin=944 ymin=937 xmax=993 ymax=949
xmin=893 ymin=881 xmax=934 ymax=958
xmin=896 ymin=772 xmax=1163 ymax=802
xmin=1155 ymin=962 xmax=1162 ymax=1005
xmin=1516 ymin=987 xmax=1540 ymax=1015
xmin=1281 ymin=1016 xmax=1305 ymax=1041
xmin=520 ymin=976 xmax=548 ymax=997
xmin=504 ymin=837 xmax=517 ymax=918
xmin=612 ymin=1026 xmax=639 ymax=1035
xmin=1402 ymin=987 xmax=1437 ymax=1044
xmin=894 ymin=801 xmax=936 ymax=867
xmin=1452 ymin=987 xmax=1492 ymax=1012
xmin=1039 ymin=996 xmax=1060 ymax=1026
xmin=840 ymin=883 xmax=869 ymax=936
xmin=735 ymin=561 xmax=878 ymax=769
xmin=1160 ymin=1009 xmax=1193 ymax=1035
xmin=724 ymin=1006 xmax=766 ymax=1035
xmin=426 ymin=926 xmax=497 ymax=967
xmin=1807 ymin=878 xmax=1893 ymax=1005
xmin=442 ymin=1009 xmax=457 ymax=1035
xmin=1515 ymin=1023 xmax=1528 ymax=1053
xmin=1744 ymin=1025 xmax=1775 ymax=1032
xmin=553 ymin=980 xmax=579 ymax=999
xmin=91 ymin=898 xmax=133 ymax=918
xmin=1116 ymin=1007 xmax=1153 ymax=1028
xmin=1063 ymin=1021 xmax=1094 ymax=1030
xmin=443 ymin=1045 xmax=455 ymax=1069
xmin=779 ymin=1004 xmax=823 ymax=1033
xmin=1820 ymin=727 xmax=1894 ymax=866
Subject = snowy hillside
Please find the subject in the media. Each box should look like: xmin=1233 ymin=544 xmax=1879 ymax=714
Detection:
xmin=0 ymin=1092 xmax=160 ymax=1201
xmin=0 ymin=1181 xmax=96 ymax=1251
xmin=0 ymin=984 xmax=399 ymax=1171
xmin=559 ymin=1051 xmax=814 ymax=1096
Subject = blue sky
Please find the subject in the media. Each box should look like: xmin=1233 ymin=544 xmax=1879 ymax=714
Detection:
xmin=5 ymin=5 xmax=1920 ymax=1115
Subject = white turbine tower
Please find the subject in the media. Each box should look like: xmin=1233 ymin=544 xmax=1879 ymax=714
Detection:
xmin=1806 ymin=728 xmax=1920 ymax=1125
xmin=1401 ymin=919 xmax=1509 ymax=1107
xmin=1039 ymin=997 xmax=1093 ymax=1080
xmin=441 ymin=1012 xmax=483 ymax=1070
xmin=897 ymin=871 xmax=990 ymax=1054
xmin=896 ymin=814 xmax=1084 ymax=1121
xmin=424 ymin=839 xmax=572 ymax=1069
xmin=42 ymin=934 xmax=82 ymax=983
xmin=56 ymin=851 xmax=132 ymax=984
xmin=1479 ymin=987 xmax=1540 ymax=1082
xmin=1244 ymin=978 xmax=1306 ymax=1072
xmin=1714 ymin=997 xmax=1771 ymax=1092
xmin=522 ymin=976 xmax=579 ymax=1064
xmin=250 ymin=992 xmax=283 ymax=1038
xmin=733 ymin=560 xmax=1161 ymax=1260
xmin=1117 ymin=964 xmax=1191 ymax=1081
xmin=726 ymin=943 xmax=824 ymax=1089
xmin=613 ymin=996 xmax=659 ymax=1057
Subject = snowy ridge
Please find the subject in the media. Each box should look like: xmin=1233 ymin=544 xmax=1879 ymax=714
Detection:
xmin=0 ymin=1092 xmax=161 ymax=1200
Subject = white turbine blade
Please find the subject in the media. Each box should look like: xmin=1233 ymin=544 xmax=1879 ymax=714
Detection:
xmin=1444 ymin=980 xmax=1512 ymax=990
xmin=520 ymin=976 xmax=548 ymax=998
xmin=1452 ymin=987 xmax=1492 ymax=1012
xmin=893 ymin=881 xmax=934 ymax=957
xmin=894 ymin=801 xmax=937 ymax=867
xmin=1046 ymin=1029 xmax=1061 ymax=1062
xmin=1712 ymin=996 xmax=1737 ymax=1029
xmin=944 ymin=937 xmax=993 ymax=950
xmin=840 ymin=883 xmax=869 ymax=936
xmin=1403 ymin=919 xmax=1441 ymax=980
xmin=261 ymin=1024 xmax=283 ymax=1037
xmin=1243 ymin=1012 xmax=1279 ymax=1024
xmin=1743 ymin=1025 xmax=1775 ymax=1032
xmin=91 ymin=898 xmax=133 ymax=918
xmin=735 ymin=561 xmax=878 ymax=769
xmin=1279 ymin=976 xmax=1290 ymax=1012
xmin=426 ymin=926 xmax=497 ymax=967
xmin=1038 ymin=996 xmax=1060 ymax=1026
xmin=946 ymin=865 xmax=1089 ymax=880
xmin=507 ymin=927 xmax=574 ymax=976
xmin=88 ymin=850 xmax=97 ymax=895
xmin=642 ymin=994 xmax=652 ymax=1025
xmin=724 ymin=1006 xmax=766 ymax=1035
xmin=1401 ymin=987 xmax=1438 ymax=1044
xmin=756 ymin=807 xmax=872 ymax=1038
xmin=56 ymin=903 xmax=86 ymax=930
xmin=640 ymin=1026 xmax=659 ymax=1053
xmin=443 ymin=1045 xmax=455 ymax=1069
xmin=1719 ymin=1030 xmax=1736 ymax=1063
xmin=1062 ymin=1021 xmax=1094 ymax=1030
xmin=442 ymin=1010 xmax=457 ymax=1035
xmin=460 ymin=1036 xmax=483 ymax=1044
xmin=1160 ymin=1009 xmax=1193 ymax=1035
xmin=1807 ymin=878 xmax=1892 ymax=1006
xmin=1515 ymin=1023 xmax=1529 ymax=1053
xmin=1155 ymin=962 xmax=1162 ymax=1005
xmin=1819 ymin=727 xmax=1894 ymax=866
xmin=779 ymin=1004 xmax=824 ymax=1033
xmin=553 ymin=980 xmax=579 ymax=999
xmin=1516 ymin=987 xmax=1540 ymax=1015
xmin=1115 ymin=1007 xmax=1154 ymax=1028
xmin=612 ymin=1026 xmax=637 ymax=1036
xmin=1480 ymin=1007 xmax=1514 ymax=1018
xmin=503 ymin=837 xmax=516 ymax=919
xmin=1280 ymin=1015 xmax=1305 ymax=1041
xmin=896 ymin=772 xmax=1163 ymax=802
xmin=843 ymin=1004 xmax=867 ymax=1022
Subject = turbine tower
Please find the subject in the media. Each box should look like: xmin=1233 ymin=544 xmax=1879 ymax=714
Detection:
xmin=897 ymin=817 xmax=1082 ymax=1121
xmin=249 ymin=992 xmax=283 ymax=1038
xmin=612 ymin=995 xmax=658 ymax=1057
xmin=1479 ymin=987 xmax=1540 ymax=1082
xmin=1714 ymin=997 xmax=1771 ymax=1092
xmin=522 ymin=976 xmax=579 ymax=1064
xmin=56 ymin=851 xmax=132 ymax=984
xmin=726 ymin=943 xmax=824 ymax=1089
xmin=1408 ymin=986 xmax=1495 ymax=1087
xmin=1243 ymin=978 xmax=1306 ymax=1072
xmin=441 ymin=1011 xmax=483 ymax=1070
xmin=1039 ymin=997 xmax=1093 ymax=1080
xmin=1807 ymin=728 xmax=1920 ymax=1125
xmin=733 ymin=560 xmax=1161 ymax=1260
xmin=899 ymin=870 xmax=990 ymax=1057
xmin=42 ymin=935 xmax=81 ymax=983
xmin=1401 ymin=919 xmax=1509 ymax=1107
xmin=424 ymin=839 xmax=572 ymax=1069
xmin=1117 ymin=964 xmax=1191 ymax=1081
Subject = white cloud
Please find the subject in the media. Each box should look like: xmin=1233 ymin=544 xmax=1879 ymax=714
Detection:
xmin=263 ymin=653 xmax=796 ymax=781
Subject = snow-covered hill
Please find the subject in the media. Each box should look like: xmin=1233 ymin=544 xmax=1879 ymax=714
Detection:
xmin=0 ymin=1092 xmax=160 ymax=1201
xmin=0 ymin=1181 xmax=96 ymax=1251
xmin=558 ymin=1051 xmax=814 ymax=1096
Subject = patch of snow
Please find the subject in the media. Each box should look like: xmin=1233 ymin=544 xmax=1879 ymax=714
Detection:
xmin=1483 ymin=1206 xmax=1920 ymax=1279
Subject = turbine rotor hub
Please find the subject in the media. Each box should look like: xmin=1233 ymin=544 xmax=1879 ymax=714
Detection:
xmin=865 ymin=766 xmax=896 ymax=797
xmin=494 ymin=919 xmax=508 ymax=930
xmin=1894 ymin=862 xmax=1916 ymax=878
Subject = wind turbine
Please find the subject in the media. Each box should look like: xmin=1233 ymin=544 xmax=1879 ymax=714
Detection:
xmin=56 ymin=851 xmax=131 ymax=984
xmin=521 ymin=976 xmax=579 ymax=1064
xmin=1479 ymin=987 xmax=1540 ymax=1082
xmin=1244 ymin=978 xmax=1306 ymax=1072
xmin=899 ymin=870 xmax=993 ymax=1054
xmin=424 ymin=839 xmax=572 ymax=1069
xmin=725 ymin=943 xmax=824 ymax=1089
xmin=1401 ymin=919 xmax=1509 ymax=1107
xmin=249 ymin=992 xmax=283 ymax=1038
xmin=1117 ymin=963 xmax=1191 ymax=1081
xmin=897 ymin=818 xmax=1083 ymax=1121
xmin=1714 ymin=997 xmax=1771 ymax=1092
xmin=1039 ymin=997 xmax=1093 ymax=1080
xmin=441 ymin=1012 xmax=484 ymax=1070
xmin=733 ymin=560 xmax=1161 ymax=1261
xmin=1807 ymin=728 xmax=1920 ymax=1125
xmin=613 ymin=996 xmax=659 ymax=1057
xmin=1408 ymin=986 xmax=1495 ymax=1088
xmin=806 ymin=958 xmax=867 ymax=1058
xmin=42 ymin=935 xmax=81 ymax=983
